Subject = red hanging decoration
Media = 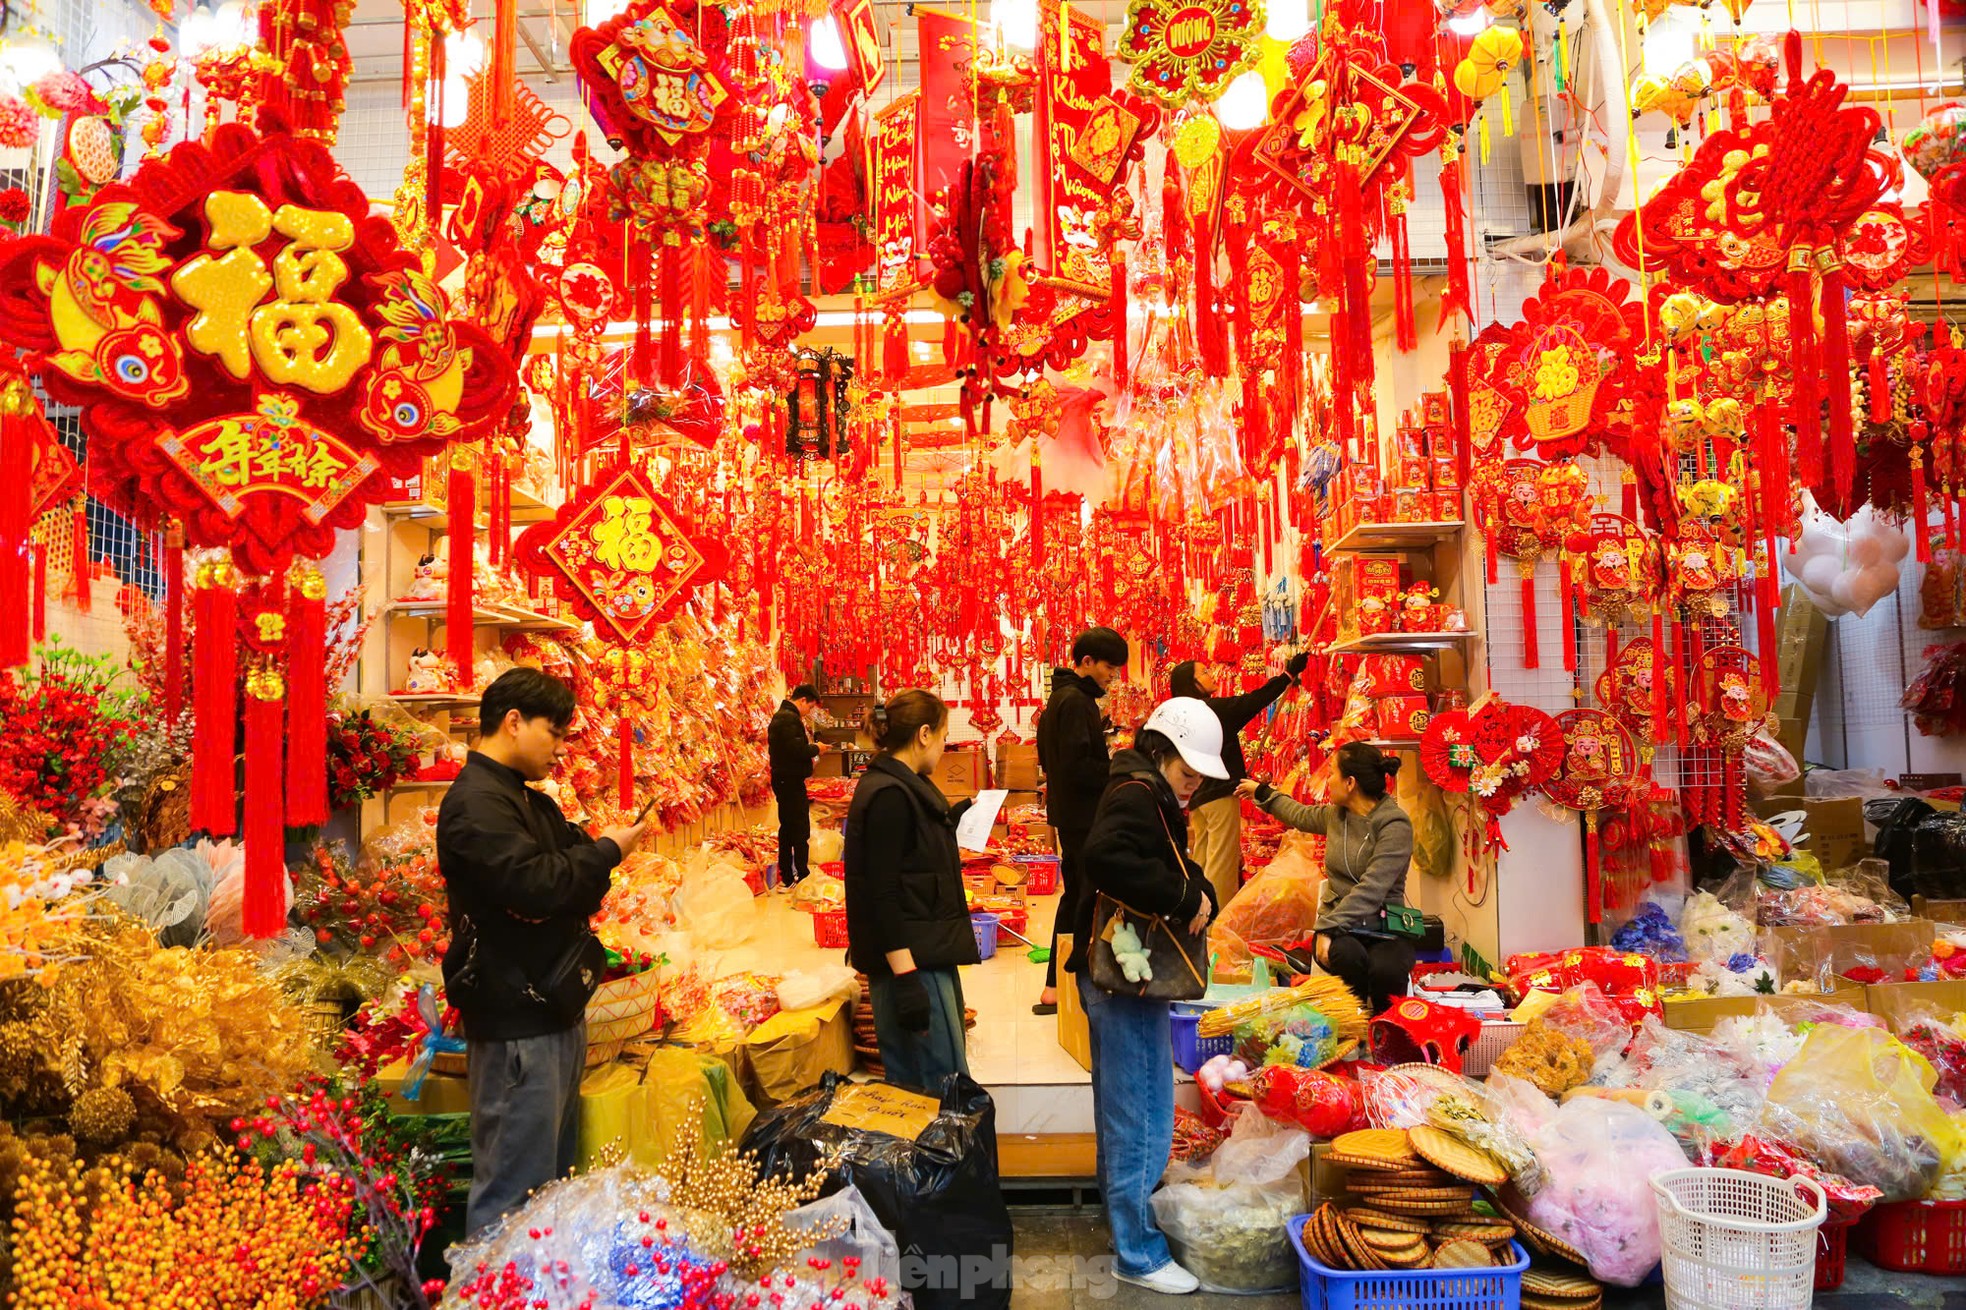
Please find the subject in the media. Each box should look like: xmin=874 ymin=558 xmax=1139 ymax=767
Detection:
xmin=285 ymin=564 xmax=329 ymax=827
xmin=447 ymin=450 xmax=476 ymax=688
xmin=69 ymin=503 xmax=89 ymax=612
xmin=1558 ymin=558 xmax=1576 ymax=672
xmin=162 ymin=527 xmax=185 ymax=721
xmin=0 ymin=374 xmax=32 ymax=668
xmin=191 ymin=560 xmax=239 ymax=837
xmin=1111 ymin=253 xmax=1129 ymax=384
xmin=242 ymin=664 xmax=287 ymax=939
xmin=618 ymin=715 xmax=635 ymax=810
xmin=1912 ymin=443 xmax=1932 ymax=564
xmin=30 ymin=545 xmax=44 ymax=644
xmin=1818 ymin=256 xmax=1857 ymax=490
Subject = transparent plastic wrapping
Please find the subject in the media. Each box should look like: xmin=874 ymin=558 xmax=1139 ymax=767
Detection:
xmin=1598 ymin=1017 xmax=1768 ymax=1146
xmin=1151 ymin=1109 xmax=1310 ymax=1294
xmin=1536 ymin=983 xmax=1640 ymax=1075
xmin=1760 ymin=1024 xmax=1960 ymax=1201
xmin=1679 ymin=889 xmax=1759 ymax=963
xmin=775 ymin=966 xmax=860 ymax=1014
xmin=672 ymin=863 xmax=760 ymax=948
xmin=782 ymin=1184 xmax=901 ymax=1292
xmin=1519 ymin=1096 xmax=1690 ymax=1286
xmin=1214 ymin=832 xmax=1323 ymax=949
xmin=1361 ymin=1065 xmax=1541 ymax=1185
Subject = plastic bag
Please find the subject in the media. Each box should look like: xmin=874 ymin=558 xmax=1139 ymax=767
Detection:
xmin=1744 ymin=732 xmax=1801 ymax=797
xmin=1214 ymin=833 xmax=1323 ymax=949
xmin=1150 ymin=1110 xmax=1308 ymax=1294
xmin=1598 ymin=1017 xmax=1768 ymax=1144
xmin=1909 ymin=809 xmax=1966 ymax=902
xmin=1761 ymin=1024 xmax=1961 ymax=1200
xmin=1609 ymin=891 xmax=1689 ymax=964
xmin=1806 ymin=768 xmax=1894 ymax=800
xmin=1702 ymin=1135 xmax=1883 ymax=1224
xmin=1535 ymin=983 xmax=1640 ymax=1074
xmin=673 ymin=865 xmax=759 ymax=947
xmin=776 ymin=966 xmax=860 ymax=1013
xmin=783 ymin=1184 xmax=902 ymax=1293
xmin=1407 ymin=778 xmax=1455 ymax=882
xmin=1680 ymin=889 xmax=1758 ymax=963
xmin=808 ymin=829 xmax=844 ymax=864
xmin=1895 ymin=1006 xmax=1966 ymax=1104
xmin=741 ymin=1072 xmax=1012 ymax=1310
xmin=1522 ymin=1097 xmax=1689 ymax=1286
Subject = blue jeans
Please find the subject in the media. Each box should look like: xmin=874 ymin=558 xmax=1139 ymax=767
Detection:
xmin=1077 ymin=972 xmax=1175 ymax=1278
xmin=868 ymin=967 xmax=969 ymax=1094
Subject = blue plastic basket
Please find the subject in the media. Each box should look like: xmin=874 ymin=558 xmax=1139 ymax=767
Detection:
xmin=970 ymin=912 xmax=999 ymax=961
xmin=1287 ymin=1219 xmax=1528 ymax=1310
xmin=1170 ymin=1001 xmax=1235 ymax=1074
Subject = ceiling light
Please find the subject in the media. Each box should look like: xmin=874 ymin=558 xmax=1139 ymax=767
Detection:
xmin=1446 ymin=9 xmax=1491 ymax=34
xmin=993 ymin=0 xmax=1039 ymax=49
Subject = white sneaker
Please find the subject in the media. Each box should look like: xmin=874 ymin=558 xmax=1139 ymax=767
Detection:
xmin=1115 ymin=1261 xmax=1200 ymax=1295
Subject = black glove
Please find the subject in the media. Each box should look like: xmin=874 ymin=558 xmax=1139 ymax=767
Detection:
xmin=891 ymin=970 xmax=933 ymax=1035
xmin=1253 ymin=781 xmax=1277 ymax=805
xmin=1286 ymin=650 xmax=1310 ymax=679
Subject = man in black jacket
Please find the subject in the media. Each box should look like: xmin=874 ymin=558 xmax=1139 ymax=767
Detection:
xmin=438 ymin=669 xmax=647 ymax=1235
xmin=768 ymin=684 xmax=824 ymax=888
xmin=1170 ymin=652 xmax=1309 ymax=910
xmin=1032 ymin=626 xmax=1128 ymax=1014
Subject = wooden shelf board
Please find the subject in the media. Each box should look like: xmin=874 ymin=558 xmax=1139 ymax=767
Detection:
xmin=1322 ymin=631 xmax=1477 ymax=655
xmin=1327 ymin=520 xmax=1467 ymax=553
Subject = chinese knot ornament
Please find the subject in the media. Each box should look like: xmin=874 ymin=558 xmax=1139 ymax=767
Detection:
xmin=1420 ymin=694 xmax=1565 ymax=859
xmin=1543 ymin=708 xmax=1643 ymax=925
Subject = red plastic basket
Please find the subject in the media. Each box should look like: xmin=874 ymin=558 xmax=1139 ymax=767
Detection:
xmin=994 ymin=908 xmax=1028 ymax=944
xmin=811 ymin=908 xmax=851 ymax=950
xmin=1854 ymin=1198 xmax=1966 ymax=1275
xmin=1011 ymin=855 xmax=1060 ymax=896
xmin=1814 ymin=1220 xmax=1851 ymax=1291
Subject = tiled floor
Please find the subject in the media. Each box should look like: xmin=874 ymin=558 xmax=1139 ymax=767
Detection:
xmin=717 ymin=879 xmax=1094 ymax=1134
xmin=1005 ymin=1208 xmax=1966 ymax=1308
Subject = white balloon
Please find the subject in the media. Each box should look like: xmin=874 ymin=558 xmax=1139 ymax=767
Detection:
xmin=1797 ymin=522 xmax=1845 ymax=557
xmin=1797 ymin=554 xmax=1843 ymax=595
xmin=1828 ymin=572 xmax=1860 ymax=612
xmin=1848 ymin=532 xmax=1885 ymax=566
xmin=1879 ymin=523 xmax=1911 ymax=563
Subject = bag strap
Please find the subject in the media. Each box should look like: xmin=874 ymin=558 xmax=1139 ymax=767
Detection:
xmin=1117 ymin=779 xmax=1190 ymax=877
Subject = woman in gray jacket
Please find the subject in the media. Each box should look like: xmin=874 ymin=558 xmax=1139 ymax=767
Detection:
xmin=1235 ymin=741 xmax=1415 ymax=1014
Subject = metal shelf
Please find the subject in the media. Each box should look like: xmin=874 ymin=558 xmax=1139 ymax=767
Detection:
xmin=380 ymin=601 xmax=515 ymax=626
xmin=1326 ymin=520 xmax=1466 ymax=553
xmin=1322 ymin=631 xmax=1478 ymax=655
xmin=492 ymin=604 xmax=581 ymax=632
xmin=383 ymin=777 xmax=456 ymax=790
xmin=387 ymin=693 xmax=483 ymax=709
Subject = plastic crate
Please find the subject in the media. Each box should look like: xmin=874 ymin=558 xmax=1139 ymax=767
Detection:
xmin=1010 ymin=854 xmax=1060 ymax=895
xmin=1854 ymin=1197 xmax=1966 ymax=1274
xmin=1288 ymin=1219 xmax=1528 ymax=1310
xmin=970 ymin=912 xmax=999 ymax=961
xmin=1814 ymin=1220 xmax=1851 ymax=1291
xmin=812 ymin=908 xmax=850 ymax=950
xmin=1170 ymin=1001 xmax=1235 ymax=1074
xmin=1463 ymin=1020 xmax=1526 ymax=1076
xmin=993 ymin=907 xmax=1028 ymax=945
xmin=817 ymin=861 xmax=844 ymax=879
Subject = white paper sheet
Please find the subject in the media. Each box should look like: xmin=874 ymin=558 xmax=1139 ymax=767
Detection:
xmin=955 ymin=789 xmax=1009 ymax=852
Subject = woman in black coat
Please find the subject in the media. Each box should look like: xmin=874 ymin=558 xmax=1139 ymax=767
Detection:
xmin=842 ymin=690 xmax=977 ymax=1092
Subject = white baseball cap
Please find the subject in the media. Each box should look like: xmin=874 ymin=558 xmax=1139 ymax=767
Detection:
xmin=1144 ymin=697 xmax=1230 ymax=780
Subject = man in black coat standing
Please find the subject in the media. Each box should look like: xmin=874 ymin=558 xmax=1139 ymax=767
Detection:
xmin=768 ymin=683 xmax=824 ymax=888
xmin=1170 ymin=653 xmax=1308 ymax=911
xmin=438 ymin=668 xmax=648 ymax=1235
xmin=1032 ymin=626 xmax=1128 ymax=1014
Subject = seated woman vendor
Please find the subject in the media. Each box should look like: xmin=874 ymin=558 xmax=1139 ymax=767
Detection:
xmin=1235 ymin=742 xmax=1415 ymax=1014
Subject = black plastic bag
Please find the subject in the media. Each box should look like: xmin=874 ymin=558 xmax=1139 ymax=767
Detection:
xmin=1904 ymin=806 xmax=1966 ymax=902
xmin=1867 ymin=796 xmax=1934 ymax=903
xmin=741 ymin=1071 xmax=1013 ymax=1310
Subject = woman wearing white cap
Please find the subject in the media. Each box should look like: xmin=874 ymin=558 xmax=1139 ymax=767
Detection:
xmin=1063 ymin=697 xmax=1227 ymax=1296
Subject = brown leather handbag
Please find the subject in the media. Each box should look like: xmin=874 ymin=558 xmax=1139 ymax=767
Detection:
xmin=1085 ymin=783 xmax=1209 ymax=1002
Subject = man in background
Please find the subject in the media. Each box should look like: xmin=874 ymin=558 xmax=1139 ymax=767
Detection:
xmin=769 ymin=683 xmax=825 ymax=888
xmin=438 ymin=668 xmax=648 ymax=1235
xmin=1169 ymin=651 xmax=1309 ymax=911
xmin=1033 ymin=626 xmax=1129 ymax=1015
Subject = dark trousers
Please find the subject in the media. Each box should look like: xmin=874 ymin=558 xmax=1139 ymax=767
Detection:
xmin=463 ymin=1024 xmax=586 ymax=1236
xmin=1045 ymin=824 xmax=1091 ymax=990
xmin=1322 ymin=931 xmax=1417 ymax=1015
xmin=773 ymin=781 xmax=811 ymax=885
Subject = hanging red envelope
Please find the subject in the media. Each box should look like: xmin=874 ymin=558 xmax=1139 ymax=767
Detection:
xmin=515 ymin=461 xmax=729 ymax=646
xmin=1594 ymin=635 xmax=1677 ymax=752
xmin=1544 ymin=708 xmax=1644 ymax=925
xmin=1571 ymin=512 xmax=1659 ymax=627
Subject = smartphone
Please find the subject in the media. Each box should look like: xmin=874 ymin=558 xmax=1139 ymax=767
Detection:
xmin=633 ymin=794 xmax=659 ymax=824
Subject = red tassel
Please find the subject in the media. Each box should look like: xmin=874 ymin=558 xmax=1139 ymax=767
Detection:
xmin=285 ymin=568 xmax=328 ymax=826
xmin=1030 ymin=455 xmax=1044 ymax=575
xmin=618 ymin=714 xmax=634 ymax=810
xmin=1111 ymin=253 xmax=1128 ymax=385
xmin=1869 ymin=348 xmax=1891 ymax=424
xmin=69 ymin=504 xmax=89 ymax=612
xmin=1559 ymin=558 xmax=1576 ymax=672
xmin=883 ymin=309 xmax=908 ymax=381
xmin=490 ymin=0 xmax=517 ymax=126
xmin=1282 ymin=233 xmax=1303 ymax=433
xmin=1671 ymin=619 xmax=1690 ymax=750
xmin=1486 ymin=529 xmax=1500 ymax=586
xmin=1437 ymin=159 xmax=1472 ymax=327
xmin=1756 ymin=561 xmax=1781 ymax=702
xmin=1913 ymin=449 xmax=1931 ymax=563
xmin=660 ymin=242 xmax=683 ymax=388
xmin=192 ymin=564 xmax=238 ymax=837
xmin=447 ymin=455 xmax=475 ymax=688
xmin=1819 ymin=260 xmax=1856 ymax=491
xmin=242 ymin=666 xmax=286 ymax=938
xmin=1788 ymin=262 xmax=1822 ymax=485
xmin=427 ymin=33 xmax=446 ymax=219
xmin=1650 ymin=612 xmax=1668 ymax=745
xmin=1585 ymin=813 xmax=1602 ymax=925
xmin=1389 ymin=196 xmax=1417 ymax=352
xmin=1520 ymin=567 xmax=1539 ymax=669
xmin=163 ymin=533 xmax=184 ymax=720
xmin=0 ymin=377 xmax=32 ymax=668
xmin=30 ymin=544 xmax=44 ymax=643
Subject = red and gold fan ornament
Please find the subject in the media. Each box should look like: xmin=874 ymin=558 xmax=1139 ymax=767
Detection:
xmin=1420 ymin=694 xmax=1565 ymax=861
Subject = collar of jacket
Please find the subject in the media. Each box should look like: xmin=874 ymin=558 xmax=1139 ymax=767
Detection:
xmin=465 ymin=750 xmax=531 ymax=794
xmin=865 ymin=753 xmax=952 ymax=819
xmin=1051 ymin=667 xmax=1107 ymax=700
xmin=1107 ymin=748 xmax=1180 ymax=808
xmin=778 ymin=699 xmax=799 ymax=714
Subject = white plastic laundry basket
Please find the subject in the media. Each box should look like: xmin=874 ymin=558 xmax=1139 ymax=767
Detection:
xmin=1652 ymin=1168 xmax=1828 ymax=1310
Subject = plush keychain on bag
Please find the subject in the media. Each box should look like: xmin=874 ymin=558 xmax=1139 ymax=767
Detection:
xmin=1111 ymin=921 xmax=1154 ymax=983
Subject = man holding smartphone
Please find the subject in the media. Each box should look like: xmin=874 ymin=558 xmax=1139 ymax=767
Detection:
xmin=768 ymin=683 xmax=825 ymax=888
xmin=438 ymin=668 xmax=648 ymax=1235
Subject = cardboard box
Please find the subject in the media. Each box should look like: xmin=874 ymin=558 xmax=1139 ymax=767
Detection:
xmin=1912 ymin=896 xmax=1966 ymax=924
xmin=1760 ymin=918 xmax=1937 ymax=987
xmin=1862 ymin=978 xmax=1966 ymax=1032
xmin=931 ymin=746 xmax=984 ymax=801
xmin=1056 ymin=935 xmax=1090 ymax=1072
xmin=1803 ymin=797 xmax=1868 ymax=871
xmin=1661 ymin=983 xmax=1870 ymax=1033
xmin=995 ymin=741 xmax=1040 ymax=791
xmin=1768 ymin=588 xmax=1828 ymax=778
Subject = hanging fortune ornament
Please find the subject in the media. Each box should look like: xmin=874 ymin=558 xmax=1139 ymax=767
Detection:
xmin=1543 ymin=708 xmax=1643 ymax=925
xmin=1595 ymin=634 xmax=1675 ymax=760
xmin=1472 ymin=459 xmax=1591 ymax=668
xmin=1117 ymin=0 xmax=1265 ymax=108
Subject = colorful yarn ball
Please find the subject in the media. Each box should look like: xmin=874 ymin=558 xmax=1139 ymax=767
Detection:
xmin=1903 ymin=102 xmax=1966 ymax=181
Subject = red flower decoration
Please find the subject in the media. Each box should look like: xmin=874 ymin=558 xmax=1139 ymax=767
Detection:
xmin=0 ymin=188 xmax=29 ymax=223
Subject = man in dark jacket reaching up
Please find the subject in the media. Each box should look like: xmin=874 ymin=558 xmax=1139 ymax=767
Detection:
xmin=438 ymin=669 xmax=648 ymax=1235
xmin=1032 ymin=626 xmax=1128 ymax=1014
xmin=1169 ymin=652 xmax=1309 ymax=911
xmin=768 ymin=684 xmax=824 ymax=888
